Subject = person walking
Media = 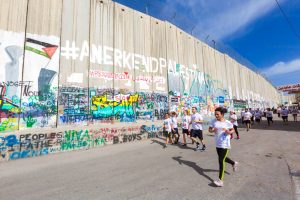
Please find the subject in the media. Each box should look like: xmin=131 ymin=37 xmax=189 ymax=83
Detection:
xmin=181 ymin=109 xmax=191 ymax=146
xmin=163 ymin=113 xmax=173 ymax=148
xmin=266 ymin=108 xmax=273 ymax=126
xmin=292 ymin=107 xmax=299 ymax=122
xmin=190 ymin=107 xmax=206 ymax=151
xmin=229 ymin=111 xmax=240 ymax=140
xmin=243 ymin=109 xmax=252 ymax=131
xmin=209 ymin=107 xmax=238 ymax=187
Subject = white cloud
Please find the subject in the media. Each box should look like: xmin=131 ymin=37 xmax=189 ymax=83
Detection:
xmin=162 ymin=0 xmax=286 ymax=40
xmin=263 ymin=58 xmax=300 ymax=77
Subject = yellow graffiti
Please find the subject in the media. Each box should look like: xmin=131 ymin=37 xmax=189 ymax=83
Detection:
xmin=92 ymin=94 xmax=139 ymax=109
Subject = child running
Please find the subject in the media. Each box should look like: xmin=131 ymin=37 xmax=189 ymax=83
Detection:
xmin=181 ymin=109 xmax=191 ymax=146
xmin=209 ymin=107 xmax=238 ymax=187
xmin=163 ymin=113 xmax=173 ymax=148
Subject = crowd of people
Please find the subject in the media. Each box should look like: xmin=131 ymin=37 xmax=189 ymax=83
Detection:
xmin=161 ymin=105 xmax=299 ymax=187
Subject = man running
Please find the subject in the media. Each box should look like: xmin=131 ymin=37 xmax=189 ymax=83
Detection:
xmin=266 ymin=108 xmax=273 ymax=126
xmin=209 ymin=107 xmax=238 ymax=187
xmin=277 ymin=107 xmax=281 ymax=118
xmin=229 ymin=110 xmax=240 ymax=140
xmin=243 ymin=109 xmax=252 ymax=131
xmin=254 ymin=110 xmax=262 ymax=124
xmin=249 ymin=108 xmax=255 ymax=125
xmin=281 ymin=107 xmax=289 ymax=125
xmin=292 ymin=107 xmax=299 ymax=122
xmin=190 ymin=107 xmax=206 ymax=151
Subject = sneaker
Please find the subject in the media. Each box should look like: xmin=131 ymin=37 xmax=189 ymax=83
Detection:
xmin=201 ymin=145 xmax=206 ymax=151
xmin=236 ymin=136 xmax=240 ymax=140
xmin=233 ymin=161 xmax=238 ymax=172
xmin=181 ymin=143 xmax=187 ymax=146
xmin=213 ymin=179 xmax=224 ymax=187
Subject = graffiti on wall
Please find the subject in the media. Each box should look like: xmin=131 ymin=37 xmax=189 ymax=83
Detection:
xmin=0 ymin=124 xmax=162 ymax=161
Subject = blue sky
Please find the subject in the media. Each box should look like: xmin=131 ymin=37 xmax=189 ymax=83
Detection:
xmin=114 ymin=0 xmax=300 ymax=87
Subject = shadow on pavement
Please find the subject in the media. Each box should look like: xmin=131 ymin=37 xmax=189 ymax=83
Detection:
xmin=172 ymin=156 xmax=229 ymax=185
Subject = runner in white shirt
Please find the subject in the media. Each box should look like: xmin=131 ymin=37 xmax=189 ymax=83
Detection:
xmin=254 ymin=111 xmax=262 ymax=124
xmin=171 ymin=112 xmax=180 ymax=144
xmin=243 ymin=109 xmax=252 ymax=131
xmin=209 ymin=107 xmax=238 ymax=187
xmin=281 ymin=107 xmax=289 ymax=124
xmin=190 ymin=107 xmax=206 ymax=151
xmin=241 ymin=110 xmax=245 ymax=124
xmin=229 ymin=111 xmax=240 ymax=140
xmin=292 ymin=107 xmax=299 ymax=122
xmin=181 ymin=109 xmax=191 ymax=146
xmin=249 ymin=108 xmax=255 ymax=125
xmin=163 ymin=113 xmax=174 ymax=148
xmin=266 ymin=108 xmax=273 ymax=126
xmin=277 ymin=107 xmax=281 ymax=117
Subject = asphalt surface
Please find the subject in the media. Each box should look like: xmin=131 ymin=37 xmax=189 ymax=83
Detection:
xmin=0 ymin=116 xmax=299 ymax=200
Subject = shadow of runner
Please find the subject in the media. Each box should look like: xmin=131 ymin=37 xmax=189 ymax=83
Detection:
xmin=172 ymin=156 xmax=230 ymax=183
xmin=151 ymin=139 xmax=166 ymax=148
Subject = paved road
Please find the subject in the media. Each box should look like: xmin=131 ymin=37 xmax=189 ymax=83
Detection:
xmin=0 ymin=116 xmax=299 ymax=200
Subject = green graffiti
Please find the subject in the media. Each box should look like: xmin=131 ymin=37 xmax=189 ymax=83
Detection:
xmin=24 ymin=114 xmax=37 ymax=128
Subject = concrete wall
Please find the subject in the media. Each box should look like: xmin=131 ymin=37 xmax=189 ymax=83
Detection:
xmin=0 ymin=0 xmax=280 ymax=161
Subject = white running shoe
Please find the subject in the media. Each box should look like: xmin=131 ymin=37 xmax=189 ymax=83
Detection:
xmin=213 ymin=179 xmax=224 ymax=187
xmin=233 ymin=161 xmax=239 ymax=172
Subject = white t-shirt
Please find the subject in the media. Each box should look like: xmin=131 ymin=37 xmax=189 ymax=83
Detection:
xmin=281 ymin=109 xmax=289 ymax=117
xmin=209 ymin=119 xmax=233 ymax=149
xmin=292 ymin=109 xmax=298 ymax=115
xmin=229 ymin=114 xmax=238 ymax=126
xmin=266 ymin=111 xmax=273 ymax=118
xmin=255 ymin=112 xmax=262 ymax=119
xmin=191 ymin=113 xmax=203 ymax=130
xmin=277 ymin=108 xmax=281 ymax=113
xmin=243 ymin=112 xmax=252 ymax=120
xmin=163 ymin=118 xmax=173 ymax=132
xmin=171 ymin=117 xmax=178 ymax=128
xmin=182 ymin=115 xmax=191 ymax=130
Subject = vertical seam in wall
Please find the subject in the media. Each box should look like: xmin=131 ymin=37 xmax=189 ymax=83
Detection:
xmin=164 ymin=22 xmax=169 ymax=112
xmin=87 ymin=0 xmax=91 ymax=125
xmin=200 ymin=44 xmax=208 ymax=111
xmin=56 ymin=0 xmax=64 ymax=128
xmin=112 ymin=1 xmax=115 ymax=124
xmin=18 ymin=0 xmax=30 ymax=131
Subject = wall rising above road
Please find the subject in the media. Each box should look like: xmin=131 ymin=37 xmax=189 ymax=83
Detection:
xmin=0 ymin=0 xmax=281 ymax=160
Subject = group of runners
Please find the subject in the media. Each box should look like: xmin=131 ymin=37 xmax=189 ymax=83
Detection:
xmin=162 ymin=106 xmax=238 ymax=187
xmin=161 ymin=105 xmax=299 ymax=187
xmin=240 ymin=106 xmax=299 ymax=131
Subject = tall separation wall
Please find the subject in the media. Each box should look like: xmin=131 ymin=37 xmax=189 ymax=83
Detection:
xmin=0 ymin=0 xmax=280 ymax=161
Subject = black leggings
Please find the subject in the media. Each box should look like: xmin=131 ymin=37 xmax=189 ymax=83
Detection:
xmin=233 ymin=125 xmax=239 ymax=137
xmin=216 ymin=148 xmax=235 ymax=181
